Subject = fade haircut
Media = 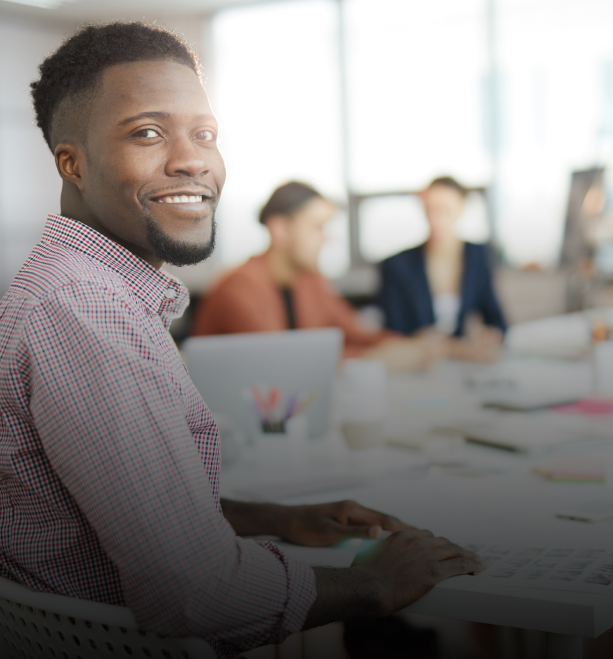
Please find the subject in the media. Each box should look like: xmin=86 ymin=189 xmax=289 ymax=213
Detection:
xmin=31 ymin=21 xmax=201 ymax=153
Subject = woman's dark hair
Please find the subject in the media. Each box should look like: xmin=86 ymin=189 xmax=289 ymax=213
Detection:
xmin=31 ymin=21 xmax=200 ymax=152
xmin=259 ymin=181 xmax=324 ymax=224
xmin=428 ymin=176 xmax=467 ymax=197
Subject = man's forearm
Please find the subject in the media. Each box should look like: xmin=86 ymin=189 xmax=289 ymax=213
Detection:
xmin=220 ymin=501 xmax=383 ymax=628
xmin=303 ymin=567 xmax=382 ymax=629
xmin=220 ymin=498 xmax=289 ymax=537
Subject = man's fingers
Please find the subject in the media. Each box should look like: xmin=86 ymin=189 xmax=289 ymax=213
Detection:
xmin=327 ymin=521 xmax=431 ymax=541
xmin=440 ymin=554 xmax=487 ymax=577
xmin=326 ymin=521 xmax=382 ymax=539
xmin=423 ymin=539 xmax=486 ymax=576
xmin=428 ymin=538 xmax=484 ymax=562
xmin=334 ymin=501 xmax=415 ymax=532
xmin=372 ymin=514 xmax=414 ymax=532
xmin=435 ymin=544 xmax=484 ymax=565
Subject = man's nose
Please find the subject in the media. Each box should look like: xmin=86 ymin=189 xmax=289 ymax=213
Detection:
xmin=165 ymin=136 xmax=209 ymax=178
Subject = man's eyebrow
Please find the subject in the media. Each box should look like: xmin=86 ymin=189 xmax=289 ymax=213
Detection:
xmin=117 ymin=111 xmax=170 ymax=127
xmin=117 ymin=111 xmax=216 ymax=127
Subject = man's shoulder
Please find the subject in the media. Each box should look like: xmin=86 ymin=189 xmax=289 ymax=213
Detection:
xmin=5 ymin=242 xmax=137 ymax=320
xmin=12 ymin=242 xmax=129 ymax=298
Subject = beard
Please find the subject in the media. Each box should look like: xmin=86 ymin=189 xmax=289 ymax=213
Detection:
xmin=144 ymin=212 xmax=217 ymax=267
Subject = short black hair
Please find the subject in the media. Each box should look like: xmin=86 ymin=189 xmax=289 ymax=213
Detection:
xmin=259 ymin=181 xmax=324 ymax=224
xmin=31 ymin=21 xmax=201 ymax=152
xmin=428 ymin=176 xmax=467 ymax=197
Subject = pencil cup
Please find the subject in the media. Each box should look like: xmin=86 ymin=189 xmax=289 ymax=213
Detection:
xmin=340 ymin=359 xmax=387 ymax=450
xmin=253 ymin=414 xmax=308 ymax=465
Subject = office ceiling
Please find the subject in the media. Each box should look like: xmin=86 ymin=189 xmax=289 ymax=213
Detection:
xmin=0 ymin=0 xmax=270 ymax=22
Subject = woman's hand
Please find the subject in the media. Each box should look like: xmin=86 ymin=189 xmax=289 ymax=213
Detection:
xmin=447 ymin=326 xmax=503 ymax=362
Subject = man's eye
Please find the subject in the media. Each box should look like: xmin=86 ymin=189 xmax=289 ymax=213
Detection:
xmin=135 ymin=129 xmax=159 ymax=138
xmin=197 ymin=130 xmax=216 ymax=142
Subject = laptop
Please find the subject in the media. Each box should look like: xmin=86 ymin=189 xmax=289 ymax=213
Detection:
xmin=182 ymin=328 xmax=343 ymax=441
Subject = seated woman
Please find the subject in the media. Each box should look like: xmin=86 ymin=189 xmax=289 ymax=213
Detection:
xmin=191 ymin=181 xmax=446 ymax=371
xmin=379 ymin=177 xmax=506 ymax=362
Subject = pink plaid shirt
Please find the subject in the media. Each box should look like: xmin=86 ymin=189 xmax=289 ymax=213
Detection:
xmin=0 ymin=215 xmax=316 ymax=658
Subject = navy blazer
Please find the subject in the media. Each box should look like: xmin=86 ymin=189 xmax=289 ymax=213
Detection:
xmin=379 ymin=242 xmax=506 ymax=337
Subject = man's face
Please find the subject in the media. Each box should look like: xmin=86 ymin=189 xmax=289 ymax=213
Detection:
xmin=286 ymin=197 xmax=336 ymax=272
xmin=76 ymin=59 xmax=225 ymax=266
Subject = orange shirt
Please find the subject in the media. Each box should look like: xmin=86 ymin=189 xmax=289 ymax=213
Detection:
xmin=191 ymin=254 xmax=397 ymax=358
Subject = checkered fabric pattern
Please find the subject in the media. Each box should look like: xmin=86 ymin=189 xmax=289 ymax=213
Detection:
xmin=0 ymin=215 xmax=317 ymax=658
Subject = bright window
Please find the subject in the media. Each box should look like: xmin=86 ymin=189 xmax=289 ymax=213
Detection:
xmin=344 ymin=0 xmax=490 ymax=193
xmin=211 ymin=0 xmax=349 ymax=277
xmin=210 ymin=0 xmax=613 ymax=277
xmin=496 ymin=0 xmax=613 ymax=266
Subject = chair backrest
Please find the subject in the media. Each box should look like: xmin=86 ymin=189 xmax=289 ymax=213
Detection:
xmin=0 ymin=575 xmax=217 ymax=659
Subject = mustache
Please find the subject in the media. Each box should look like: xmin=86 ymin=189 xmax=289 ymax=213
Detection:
xmin=143 ymin=181 xmax=218 ymax=204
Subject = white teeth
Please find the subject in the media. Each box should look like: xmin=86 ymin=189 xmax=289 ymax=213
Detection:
xmin=158 ymin=194 xmax=204 ymax=203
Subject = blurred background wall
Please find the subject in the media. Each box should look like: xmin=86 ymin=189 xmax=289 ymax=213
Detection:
xmin=2 ymin=0 xmax=613 ymax=325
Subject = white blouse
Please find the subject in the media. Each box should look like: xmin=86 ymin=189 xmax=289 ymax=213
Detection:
xmin=433 ymin=292 xmax=461 ymax=335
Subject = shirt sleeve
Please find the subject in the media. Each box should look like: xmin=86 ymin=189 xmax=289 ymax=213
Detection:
xmin=24 ymin=282 xmax=317 ymax=656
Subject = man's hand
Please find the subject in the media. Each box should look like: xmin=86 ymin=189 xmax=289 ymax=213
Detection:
xmin=220 ymin=498 xmax=413 ymax=546
xmin=352 ymin=529 xmax=486 ymax=615
xmin=304 ymin=528 xmax=486 ymax=628
xmin=220 ymin=499 xmax=484 ymax=628
xmin=275 ymin=500 xmax=415 ymax=546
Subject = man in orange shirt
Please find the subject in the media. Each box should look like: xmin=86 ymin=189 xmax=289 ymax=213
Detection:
xmin=192 ymin=181 xmax=444 ymax=370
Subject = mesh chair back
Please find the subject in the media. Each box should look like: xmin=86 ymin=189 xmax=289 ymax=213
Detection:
xmin=0 ymin=576 xmax=217 ymax=659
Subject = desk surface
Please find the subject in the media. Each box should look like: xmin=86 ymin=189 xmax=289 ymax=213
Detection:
xmin=219 ymin=359 xmax=613 ymax=639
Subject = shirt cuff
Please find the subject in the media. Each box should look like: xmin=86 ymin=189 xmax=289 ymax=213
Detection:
xmin=258 ymin=540 xmax=318 ymax=638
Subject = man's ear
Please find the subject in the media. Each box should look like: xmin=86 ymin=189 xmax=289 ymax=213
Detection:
xmin=55 ymin=143 xmax=87 ymax=190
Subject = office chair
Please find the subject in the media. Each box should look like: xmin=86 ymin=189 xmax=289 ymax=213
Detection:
xmin=0 ymin=575 xmax=217 ymax=659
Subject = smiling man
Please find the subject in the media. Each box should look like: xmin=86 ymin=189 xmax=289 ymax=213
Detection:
xmin=0 ymin=22 xmax=483 ymax=659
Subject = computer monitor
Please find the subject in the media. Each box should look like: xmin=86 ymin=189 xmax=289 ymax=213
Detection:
xmin=560 ymin=167 xmax=605 ymax=267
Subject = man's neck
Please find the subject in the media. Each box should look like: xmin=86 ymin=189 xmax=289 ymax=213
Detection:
xmin=265 ymin=248 xmax=300 ymax=288
xmin=60 ymin=182 xmax=163 ymax=269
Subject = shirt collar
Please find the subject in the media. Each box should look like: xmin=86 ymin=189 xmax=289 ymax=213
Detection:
xmin=42 ymin=214 xmax=190 ymax=323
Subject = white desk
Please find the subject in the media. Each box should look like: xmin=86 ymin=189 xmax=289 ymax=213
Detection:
xmin=220 ymin=360 xmax=613 ymax=659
